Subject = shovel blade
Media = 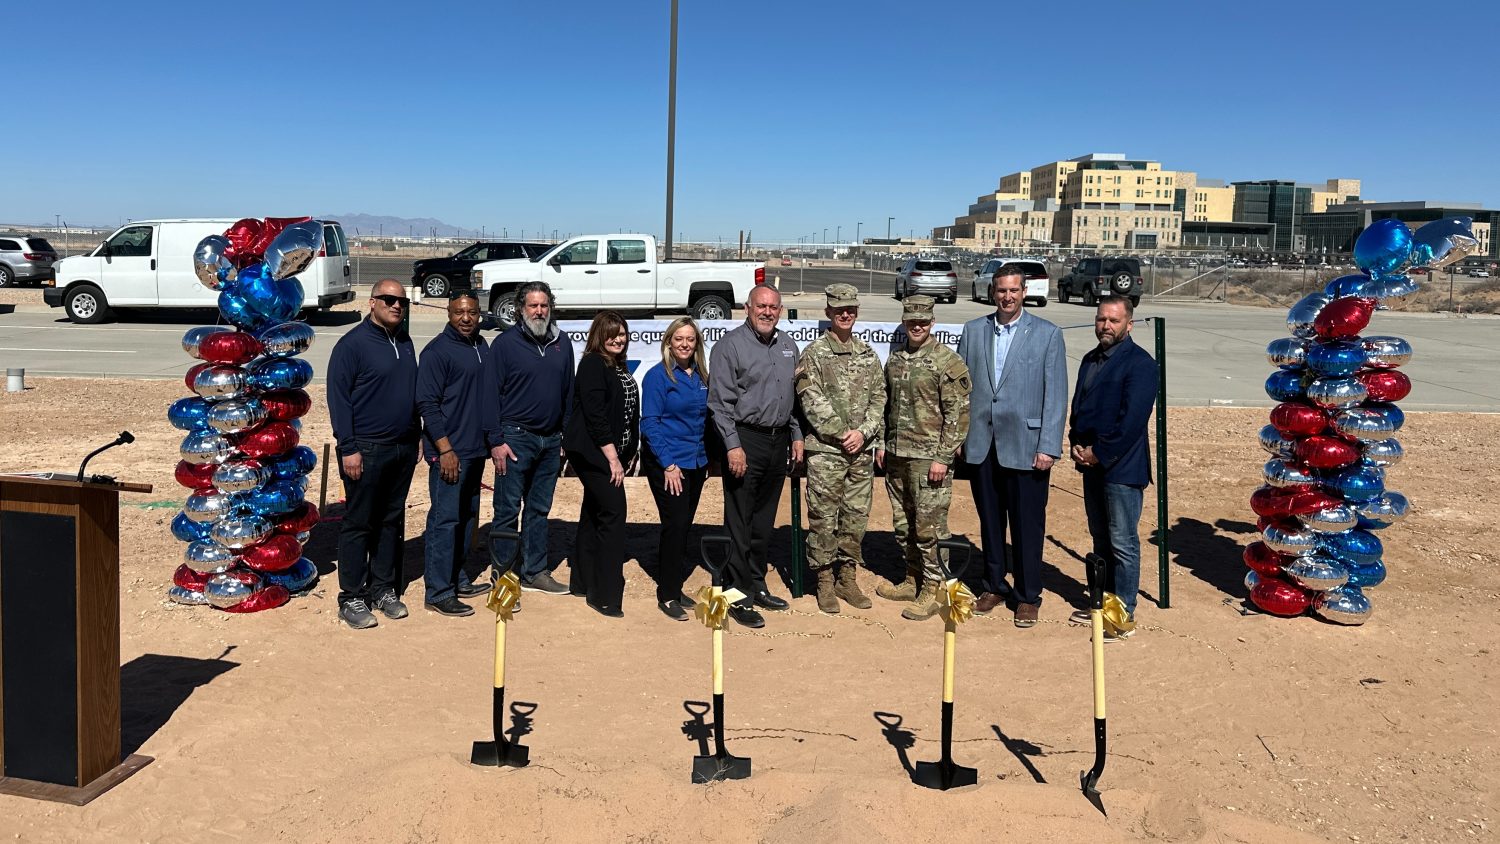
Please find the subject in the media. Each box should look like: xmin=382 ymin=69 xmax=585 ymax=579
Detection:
xmin=1081 ymin=769 xmax=1106 ymax=815
xmin=692 ymin=753 xmax=751 ymax=783
xmin=913 ymin=759 xmax=978 ymax=790
xmin=471 ymin=739 xmax=530 ymax=768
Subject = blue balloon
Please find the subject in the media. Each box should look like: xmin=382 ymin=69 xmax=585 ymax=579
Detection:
xmin=1329 ymin=464 xmax=1385 ymax=503
xmin=1409 ymin=216 xmax=1478 ymax=270
xmin=1323 ymin=273 xmax=1379 ymax=299
xmin=218 ymin=288 xmax=268 ymax=331
xmin=1353 ymin=219 xmax=1412 ymax=277
xmin=168 ymin=396 xmax=212 ymax=431
xmin=265 ymin=445 xmax=318 ymax=480
xmin=239 ymin=263 xmax=304 ymax=323
xmin=171 ymin=511 xmax=214 ymax=543
xmin=1306 ymin=341 xmax=1366 ymax=377
xmin=247 ymin=357 xmax=314 ymax=391
xmin=1344 ymin=559 xmax=1387 ymax=589
xmin=1265 ymin=369 xmax=1306 ymax=402
xmin=246 ymin=478 xmax=306 ymax=515
xmin=1364 ymin=402 xmax=1405 ymax=432
xmin=1322 ymin=529 xmax=1383 ymax=567
xmin=264 ymin=557 xmax=319 ymax=593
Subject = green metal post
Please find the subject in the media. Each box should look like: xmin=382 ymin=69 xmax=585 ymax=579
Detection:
xmin=1153 ymin=317 xmax=1170 ymax=609
xmin=787 ymin=307 xmax=805 ymax=598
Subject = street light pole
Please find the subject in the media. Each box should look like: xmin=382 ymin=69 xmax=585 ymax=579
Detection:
xmin=664 ymin=0 xmax=679 ymax=263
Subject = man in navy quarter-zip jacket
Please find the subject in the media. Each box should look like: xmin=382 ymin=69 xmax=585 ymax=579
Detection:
xmin=416 ymin=291 xmax=492 ymax=617
xmin=327 ymin=279 xmax=420 ymax=630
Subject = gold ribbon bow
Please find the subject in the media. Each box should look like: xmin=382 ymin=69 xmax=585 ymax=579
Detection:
xmin=486 ymin=571 xmax=522 ymax=621
xmin=693 ymin=585 xmax=746 ymax=630
xmin=939 ymin=578 xmax=976 ymax=624
xmin=1101 ymin=592 xmax=1134 ymax=635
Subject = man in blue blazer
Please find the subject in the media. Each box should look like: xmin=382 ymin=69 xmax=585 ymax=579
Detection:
xmin=1067 ymin=295 xmax=1158 ymax=639
xmin=957 ymin=265 xmax=1068 ymax=627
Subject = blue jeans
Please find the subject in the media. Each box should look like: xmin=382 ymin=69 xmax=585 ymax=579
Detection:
xmin=490 ymin=425 xmax=562 ymax=581
xmin=1082 ymin=472 xmax=1144 ymax=616
xmin=424 ymin=455 xmax=485 ymax=603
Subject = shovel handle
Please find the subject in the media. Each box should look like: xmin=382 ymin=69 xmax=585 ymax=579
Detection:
xmin=493 ymin=608 xmax=508 ymax=688
xmin=488 ymin=528 xmax=523 ymax=580
xmin=700 ymin=534 xmax=732 ymax=586
xmin=1085 ymin=552 xmax=1106 ymax=610
xmin=936 ymin=538 xmax=974 ymax=582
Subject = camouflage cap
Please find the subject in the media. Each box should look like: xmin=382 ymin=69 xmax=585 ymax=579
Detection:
xmin=902 ymin=295 xmax=936 ymax=322
xmin=825 ymin=283 xmax=860 ymax=308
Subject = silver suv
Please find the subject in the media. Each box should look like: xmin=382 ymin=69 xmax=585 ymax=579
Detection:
xmin=895 ymin=256 xmax=958 ymax=303
xmin=0 ymin=234 xmax=59 ymax=287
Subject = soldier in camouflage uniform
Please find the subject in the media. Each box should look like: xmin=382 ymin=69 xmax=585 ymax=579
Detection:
xmin=795 ymin=283 xmax=887 ymax=614
xmin=876 ymin=295 xmax=972 ymax=620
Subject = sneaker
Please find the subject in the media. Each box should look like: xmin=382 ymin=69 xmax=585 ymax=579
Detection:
xmin=1069 ymin=608 xmax=1092 ymax=626
xmin=425 ymin=597 xmax=475 ymax=617
xmin=1103 ymin=627 xmax=1135 ymax=643
xmin=456 ymin=580 xmax=492 ymax=599
xmin=521 ymin=571 xmax=569 ymax=594
xmin=373 ymin=589 xmax=409 ymax=620
xmin=658 ymin=599 xmax=689 ymax=621
xmin=340 ymin=599 xmax=378 ymax=629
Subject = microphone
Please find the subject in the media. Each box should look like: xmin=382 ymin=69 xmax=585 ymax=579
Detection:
xmin=77 ymin=430 xmax=135 ymax=483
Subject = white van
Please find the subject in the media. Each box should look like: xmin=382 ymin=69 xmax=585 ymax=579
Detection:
xmin=44 ymin=218 xmax=354 ymax=323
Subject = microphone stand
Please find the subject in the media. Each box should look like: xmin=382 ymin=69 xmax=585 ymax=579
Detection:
xmin=77 ymin=431 xmax=135 ymax=483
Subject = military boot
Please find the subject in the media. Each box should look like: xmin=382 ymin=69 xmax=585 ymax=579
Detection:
xmin=901 ymin=582 xmax=942 ymax=621
xmin=834 ymin=564 xmax=873 ymax=609
xmin=814 ymin=567 xmax=840 ymax=614
xmin=876 ymin=571 xmax=919 ymax=602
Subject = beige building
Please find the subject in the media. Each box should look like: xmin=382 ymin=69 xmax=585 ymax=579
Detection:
xmin=998 ymin=171 xmax=1031 ymax=197
xmin=1054 ymin=208 xmax=1182 ymax=250
xmin=1310 ymin=179 xmax=1362 ymax=214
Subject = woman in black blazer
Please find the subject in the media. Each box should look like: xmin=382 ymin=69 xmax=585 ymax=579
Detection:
xmin=563 ymin=311 xmax=640 ymax=617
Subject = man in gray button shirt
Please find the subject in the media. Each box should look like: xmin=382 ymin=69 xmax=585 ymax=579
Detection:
xmin=707 ymin=284 xmax=805 ymax=628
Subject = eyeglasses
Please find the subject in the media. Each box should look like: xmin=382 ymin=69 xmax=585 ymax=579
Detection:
xmin=372 ymin=294 xmax=410 ymax=307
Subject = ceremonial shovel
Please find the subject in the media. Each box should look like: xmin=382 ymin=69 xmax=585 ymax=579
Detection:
xmin=913 ymin=538 xmax=979 ymax=790
xmin=1080 ymin=552 xmax=1109 ymax=815
xmin=691 ymin=534 xmax=751 ymax=783
xmin=470 ymin=529 xmax=529 ymax=768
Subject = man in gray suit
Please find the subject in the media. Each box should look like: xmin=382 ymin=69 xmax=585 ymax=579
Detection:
xmin=957 ymin=264 xmax=1068 ymax=627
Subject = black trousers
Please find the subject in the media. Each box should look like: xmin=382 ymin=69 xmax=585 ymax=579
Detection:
xmin=337 ymin=439 xmax=418 ymax=605
xmin=721 ymin=426 xmax=789 ymax=604
xmin=643 ymin=446 xmax=706 ymax=602
xmin=568 ymin=451 xmax=628 ymax=609
xmin=967 ymin=445 xmax=1051 ymax=606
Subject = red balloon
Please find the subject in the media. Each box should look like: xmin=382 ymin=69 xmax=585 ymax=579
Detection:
xmin=276 ymin=501 xmax=320 ymax=534
xmin=174 ymin=460 xmax=218 ymax=491
xmin=240 ymin=534 xmax=302 ymax=572
xmin=1250 ymin=576 xmax=1313 ymax=616
xmin=1287 ymin=487 xmax=1342 ymax=516
xmin=259 ymin=389 xmax=312 ymax=421
xmin=184 ymin=362 xmax=213 ymax=391
xmin=1358 ymin=369 xmax=1411 ymax=402
xmin=173 ymin=563 xmax=209 ymax=591
xmin=238 ymin=421 xmax=299 ymax=459
xmin=249 ymin=216 xmax=312 ymax=255
xmin=1295 ymin=435 xmax=1360 ymax=469
xmin=1313 ymin=297 xmax=1375 ymax=339
xmin=1250 ymin=486 xmax=1299 ymax=519
xmin=197 ymin=331 xmax=264 ymax=366
xmin=220 ymin=584 xmax=291 ymax=613
xmin=1269 ymin=402 xmax=1328 ymax=437
xmin=223 ymin=218 xmax=264 ymax=263
xmin=1243 ymin=541 xmax=1290 ymax=576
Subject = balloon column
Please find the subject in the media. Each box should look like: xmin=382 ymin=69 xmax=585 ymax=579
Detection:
xmin=166 ymin=217 xmax=324 ymax=612
xmin=1246 ymin=217 xmax=1478 ymax=624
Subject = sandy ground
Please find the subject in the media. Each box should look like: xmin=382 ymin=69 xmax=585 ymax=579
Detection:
xmin=0 ymin=379 xmax=1494 ymax=843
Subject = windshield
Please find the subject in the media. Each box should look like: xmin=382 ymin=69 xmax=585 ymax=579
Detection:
xmin=529 ymin=242 xmax=564 ymax=262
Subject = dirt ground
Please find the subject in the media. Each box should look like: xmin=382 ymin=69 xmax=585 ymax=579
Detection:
xmin=0 ymin=379 xmax=1493 ymax=843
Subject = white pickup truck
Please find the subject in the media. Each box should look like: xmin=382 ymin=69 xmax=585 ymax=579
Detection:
xmin=469 ymin=234 xmax=764 ymax=325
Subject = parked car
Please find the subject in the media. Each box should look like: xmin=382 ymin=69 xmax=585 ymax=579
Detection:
xmin=1469 ymin=268 xmax=1491 ymax=278
xmin=972 ymin=258 xmax=1049 ymax=307
xmin=45 ymin=219 xmax=353 ymax=324
xmin=895 ymin=256 xmax=957 ymax=303
xmin=780 ymin=256 xmax=793 ymax=266
xmin=0 ymin=235 xmax=60 ymax=287
xmin=411 ymin=241 xmax=552 ymax=299
xmin=1056 ymin=257 xmax=1143 ymax=307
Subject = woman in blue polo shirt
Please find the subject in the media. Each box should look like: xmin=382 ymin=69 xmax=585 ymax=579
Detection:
xmin=640 ymin=317 xmax=711 ymax=621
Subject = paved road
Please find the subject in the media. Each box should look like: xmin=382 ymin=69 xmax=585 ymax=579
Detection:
xmin=1 ymin=268 xmax=1495 ymax=411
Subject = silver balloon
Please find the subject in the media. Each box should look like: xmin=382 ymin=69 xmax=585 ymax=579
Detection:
xmin=182 ymin=326 xmax=233 ymax=360
xmin=211 ymin=516 xmax=272 ymax=550
xmin=1262 ymin=522 xmax=1319 ymax=556
xmin=167 ymin=585 xmax=209 ymax=606
xmin=1244 ymin=570 xmax=1262 ymax=592
xmin=1333 ymin=408 xmax=1395 ymax=441
xmin=192 ymin=235 xmax=237 ymax=291
xmin=1356 ymin=492 xmax=1410 ymax=528
xmin=205 ymin=572 xmax=260 ymax=609
xmin=1361 ymin=336 xmax=1412 ymax=369
xmin=1285 ymin=554 xmax=1349 ymax=591
xmin=213 ymin=461 xmax=268 ymax=493
xmin=1361 ymin=438 xmax=1404 ymax=468
xmin=1315 ymin=584 xmax=1373 ymax=625
xmin=1306 ymin=376 xmax=1368 ymax=409
xmin=1258 ymin=424 xmax=1296 ymax=459
xmin=180 ymin=430 xmax=236 ymax=465
xmin=192 ymin=365 xmax=248 ymax=401
xmin=258 ymin=321 xmax=316 ymax=358
xmin=294 ymin=530 xmax=312 ymax=544
xmin=184 ymin=540 xmax=238 ymax=573
xmin=1299 ymin=504 xmax=1359 ymax=534
xmin=265 ymin=221 xmax=324 ymax=281
xmin=184 ymin=491 xmax=236 ymax=523
xmin=1287 ymin=293 xmax=1332 ymax=339
xmin=1264 ymin=458 xmax=1317 ymax=488
xmin=1410 ymin=217 xmax=1480 ymax=270
xmin=1370 ymin=275 xmax=1419 ymax=308
xmin=207 ymin=398 xmax=267 ymax=434
xmin=1266 ymin=337 xmax=1309 ymax=369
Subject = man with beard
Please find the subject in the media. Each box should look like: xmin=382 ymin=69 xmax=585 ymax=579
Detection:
xmin=1067 ymin=295 xmax=1157 ymax=641
xmin=484 ymin=281 xmax=575 ymax=595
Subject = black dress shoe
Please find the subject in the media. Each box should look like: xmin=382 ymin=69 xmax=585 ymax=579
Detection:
xmin=753 ymin=590 xmax=789 ymax=611
xmin=587 ymin=600 xmax=624 ymax=618
xmin=658 ymin=600 xmax=689 ymax=621
xmin=677 ymin=592 xmax=694 ymax=606
xmin=456 ymin=581 xmax=491 ymax=599
xmin=728 ymin=604 xmax=765 ymax=629
xmin=424 ymin=597 xmax=475 ymax=617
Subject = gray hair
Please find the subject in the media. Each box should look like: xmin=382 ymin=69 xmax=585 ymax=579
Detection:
xmin=515 ymin=281 xmax=554 ymax=308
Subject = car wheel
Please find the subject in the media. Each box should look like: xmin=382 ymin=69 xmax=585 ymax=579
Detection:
xmin=971 ymin=281 xmax=978 ymax=302
xmin=0 ymin=265 xmax=12 ymax=287
xmin=64 ymin=284 xmax=111 ymax=324
xmin=1084 ymin=287 xmax=1098 ymax=307
xmin=1057 ymin=284 xmax=1070 ymax=304
xmin=422 ymin=273 xmax=450 ymax=299
xmin=1032 ymin=296 xmax=1047 ymax=308
xmin=691 ymin=294 xmax=731 ymax=322
xmin=1110 ymin=272 xmax=1134 ymax=294
xmin=489 ymin=289 xmax=518 ymax=328
xmin=1130 ymin=295 xmax=1141 ymax=308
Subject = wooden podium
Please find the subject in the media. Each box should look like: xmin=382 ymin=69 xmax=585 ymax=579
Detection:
xmin=0 ymin=473 xmax=153 ymax=805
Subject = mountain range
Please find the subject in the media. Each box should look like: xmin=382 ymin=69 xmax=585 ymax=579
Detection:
xmin=321 ymin=213 xmax=475 ymax=239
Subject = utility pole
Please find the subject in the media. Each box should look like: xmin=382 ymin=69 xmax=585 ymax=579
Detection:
xmin=664 ymin=0 xmax=679 ymax=263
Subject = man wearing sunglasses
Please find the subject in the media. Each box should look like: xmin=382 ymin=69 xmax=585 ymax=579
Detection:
xmin=327 ymin=279 xmax=421 ymax=629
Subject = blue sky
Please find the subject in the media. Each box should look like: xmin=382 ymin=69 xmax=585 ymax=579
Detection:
xmin=10 ymin=0 xmax=1496 ymax=242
